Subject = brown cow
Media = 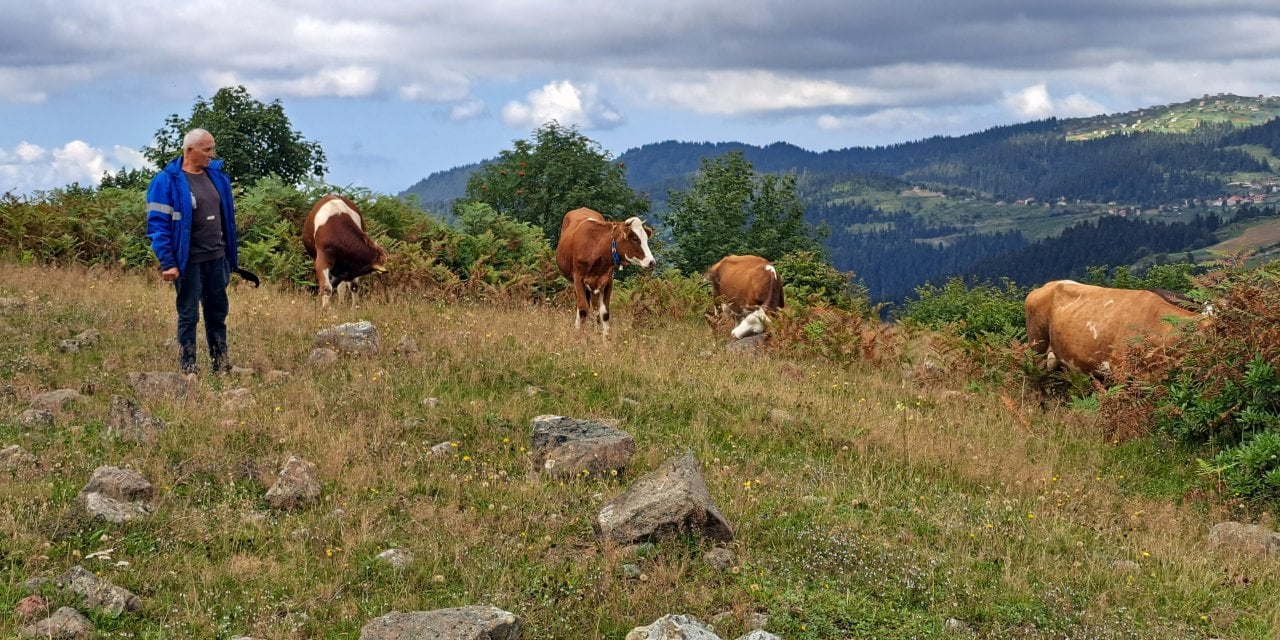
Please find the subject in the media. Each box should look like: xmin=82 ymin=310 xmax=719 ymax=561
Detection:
xmin=555 ymin=207 xmax=656 ymax=337
xmin=705 ymin=255 xmax=785 ymax=339
xmin=1024 ymin=280 xmax=1201 ymax=377
xmin=302 ymin=194 xmax=388 ymax=308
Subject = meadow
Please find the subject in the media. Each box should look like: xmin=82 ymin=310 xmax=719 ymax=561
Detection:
xmin=3 ymin=261 xmax=1279 ymax=639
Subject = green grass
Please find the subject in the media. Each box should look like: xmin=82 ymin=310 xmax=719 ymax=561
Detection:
xmin=3 ymin=263 xmax=1280 ymax=639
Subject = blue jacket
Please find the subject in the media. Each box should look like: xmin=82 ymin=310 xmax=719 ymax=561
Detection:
xmin=146 ymin=156 xmax=238 ymax=272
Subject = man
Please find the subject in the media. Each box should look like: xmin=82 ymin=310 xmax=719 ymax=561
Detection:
xmin=146 ymin=128 xmax=240 ymax=375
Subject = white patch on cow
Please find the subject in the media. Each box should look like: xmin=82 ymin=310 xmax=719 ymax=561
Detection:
xmin=765 ymin=265 xmax=778 ymax=277
xmin=313 ymin=198 xmax=363 ymax=231
xmin=1045 ymin=349 xmax=1059 ymax=370
xmin=732 ymin=308 xmax=770 ymax=339
xmin=320 ymin=267 xmax=333 ymax=308
xmin=598 ymin=296 xmax=610 ymax=338
xmin=624 ymin=217 xmax=656 ymax=268
xmin=1086 ymin=321 xmax=1100 ymax=339
xmin=1103 ymin=299 xmax=1115 ymax=306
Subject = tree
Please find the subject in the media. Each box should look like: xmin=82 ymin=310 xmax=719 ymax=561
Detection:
xmin=143 ymin=86 xmax=326 ymax=186
xmin=662 ymin=151 xmax=823 ymax=274
xmin=462 ymin=122 xmax=648 ymax=245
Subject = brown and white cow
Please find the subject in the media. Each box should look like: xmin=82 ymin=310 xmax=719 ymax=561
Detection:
xmin=1024 ymin=279 xmax=1201 ymax=377
xmin=554 ymin=207 xmax=656 ymax=337
xmin=302 ymin=194 xmax=388 ymax=308
xmin=705 ymin=255 xmax=785 ymax=339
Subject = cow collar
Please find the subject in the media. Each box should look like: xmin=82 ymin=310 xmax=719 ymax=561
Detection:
xmin=611 ymin=240 xmax=621 ymax=267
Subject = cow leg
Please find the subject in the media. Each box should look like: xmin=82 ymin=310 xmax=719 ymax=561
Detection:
xmin=599 ymin=279 xmax=613 ymax=338
xmin=572 ymin=274 xmax=590 ymax=330
xmin=316 ymin=258 xmax=334 ymax=309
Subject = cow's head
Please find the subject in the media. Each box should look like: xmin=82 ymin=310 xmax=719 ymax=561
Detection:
xmin=614 ymin=217 xmax=656 ymax=269
xmin=371 ymin=243 xmax=389 ymax=274
xmin=731 ymin=308 xmax=770 ymax=339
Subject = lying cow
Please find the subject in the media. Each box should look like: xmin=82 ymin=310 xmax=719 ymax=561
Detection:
xmin=705 ymin=254 xmax=785 ymax=339
xmin=554 ymin=207 xmax=656 ymax=337
xmin=302 ymin=194 xmax=388 ymax=308
xmin=1024 ymin=279 xmax=1201 ymax=377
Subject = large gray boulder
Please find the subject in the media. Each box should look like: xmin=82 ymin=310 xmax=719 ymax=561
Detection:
xmin=19 ymin=606 xmax=93 ymax=639
xmin=595 ymin=452 xmax=733 ymax=546
xmin=360 ymin=606 xmax=522 ymax=640
xmin=626 ymin=614 xmax=722 ymax=640
xmin=105 ymin=395 xmax=165 ymax=443
xmin=1208 ymin=521 xmax=1280 ymax=556
xmin=530 ymin=415 xmax=636 ymax=479
xmin=77 ymin=466 xmax=155 ymax=523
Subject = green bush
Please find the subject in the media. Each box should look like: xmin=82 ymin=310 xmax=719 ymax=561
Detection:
xmin=773 ymin=250 xmax=869 ymax=315
xmin=896 ymin=277 xmax=1028 ymax=344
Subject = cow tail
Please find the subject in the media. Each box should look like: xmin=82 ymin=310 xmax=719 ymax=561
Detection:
xmin=770 ymin=269 xmax=785 ymax=310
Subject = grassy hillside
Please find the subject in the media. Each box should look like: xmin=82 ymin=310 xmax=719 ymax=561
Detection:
xmin=1065 ymin=94 xmax=1280 ymax=141
xmin=3 ymin=263 xmax=1279 ymax=638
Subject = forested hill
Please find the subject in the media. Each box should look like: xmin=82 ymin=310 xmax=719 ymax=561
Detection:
xmin=402 ymin=94 xmax=1280 ymax=304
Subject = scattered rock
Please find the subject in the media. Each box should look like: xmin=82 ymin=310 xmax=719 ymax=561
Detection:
xmin=308 ymin=348 xmax=340 ymax=367
xmin=725 ymin=334 xmax=767 ymax=354
xmin=19 ymin=606 xmax=93 ymax=640
xmin=376 ymin=548 xmax=414 ymax=569
xmin=1 ymin=444 xmax=37 ymax=468
xmin=943 ymin=617 xmax=972 ymax=636
xmin=427 ymin=441 xmax=456 ymax=458
xmin=265 ymin=455 xmax=321 ymax=510
xmin=55 ymin=565 xmax=142 ymax=616
xmin=421 ymin=396 xmax=440 ymax=408
xmin=30 ymin=389 xmax=82 ymax=412
xmin=15 ymin=594 xmax=49 ymax=622
xmin=530 ymin=415 xmax=636 ymax=479
xmin=626 ymin=614 xmax=721 ymax=640
xmin=360 ymin=606 xmax=522 ymax=640
xmin=703 ymin=547 xmax=736 ymax=570
xmin=736 ymin=630 xmax=782 ymax=640
xmin=17 ymin=409 xmax=55 ymax=429
xmin=595 ymin=452 xmax=734 ymax=546
xmin=395 ymin=335 xmax=419 ymax=354
xmin=58 ymin=340 xmax=81 ymax=354
xmin=220 ymin=387 xmax=257 ymax=411
xmin=314 ymin=321 xmax=380 ymax=356
xmin=78 ymin=466 xmax=154 ymax=523
xmin=1208 ymin=521 xmax=1280 ymax=556
xmin=104 ymin=395 xmax=165 ymax=443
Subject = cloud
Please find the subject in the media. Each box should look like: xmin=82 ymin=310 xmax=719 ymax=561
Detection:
xmin=502 ymin=80 xmax=624 ymax=130
xmin=642 ymin=71 xmax=883 ymax=115
xmin=1003 ymin=83 xmax=1106 ymax=119
xmin=0 ymin=141 xmax=147 ymax=195
xmin=449 ymin=99 xmax=489 ymax=122
xmin=211 ymin=66 xmax=381 ymax=99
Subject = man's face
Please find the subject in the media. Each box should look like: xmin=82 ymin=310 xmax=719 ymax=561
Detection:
xmin=185 ymin=135 xmax=217 ymax=170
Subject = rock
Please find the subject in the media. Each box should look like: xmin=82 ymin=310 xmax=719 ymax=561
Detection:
xmin=81 ymin=493 xmax=153 ymax=523
xmin=1208 ymin=521 xmax=1280 ymax=556
xmin=265 ymin=455 xmax=321 ymax=510
xmin=58 ymin=340 xmax=81 ymax=354
xmin=595 ymin=452 xmax=734 ymax=546
xmin=19 ymin=606 xmax=93 ymax=639
xmin=30 ymin=389 xmax=82 ymax=412
xmin=308 ymin=348 xmax=340 ymax=367
xmin=18 ymin=409 xmax=55 ymax=429
xmin=55 ymin=565 xmax=142 ymax=616
xmin=1 ymin=444 xmax=37 ymax=468
xmin=314 ymin=321 xmax=380 ymax=356
xmin=735 ymin=630 xmax=782 ymax=640
xmin=725 ymin=334 xmax=767 ymax=354
xmin=220 ymin=388 xmax=257 ymax=411
xmin=626 ymin=614 xmax=721 ymax=640
xmin=15 ymin=594 xmax=49 ymax=622
xmin=703 ymin=547 xmax=736 ymax=570
xmin=80 ymin=466 xmax=154 ymax=503
xmin=376 ymin=548 xmax=414 ymax=569
xmin=104 ymin=395 xmax=165 ymax=443
xmin=530 ymin=415 xmax=636 ymax=479
xmin=428 ymin=441 xmax=456 ymax=458
xmin=395 ymin=335 xmax=419 ymax=354
xmin=360 ymin=606 xmax=522 ymax=640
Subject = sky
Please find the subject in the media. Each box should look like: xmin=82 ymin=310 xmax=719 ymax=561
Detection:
xmin=4 ymin=0 xmax=1280 ymax=198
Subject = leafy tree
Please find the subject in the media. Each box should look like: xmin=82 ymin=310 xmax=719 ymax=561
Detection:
xmin=462 ymin=122 xmax=648 ymax=244
xmin=143 ymin=85 xmax=326 ymax=186
xmin=98 ymin=167 xmax=153 ymax=191
xmin=662 ymin=151 xmax=823 ymax=274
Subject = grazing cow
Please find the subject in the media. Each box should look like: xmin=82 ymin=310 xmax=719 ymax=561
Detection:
xmin=705 ymin=255 xmax=785 ymax=339
xmin=302 ymin=194 xmax=388 ymax=308
xmin=555 ymin=207 xmax=656 ymax=337
xmin=1024 ymin=280 xmax=1201 ymax=377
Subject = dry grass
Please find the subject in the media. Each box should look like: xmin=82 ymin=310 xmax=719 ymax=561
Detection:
xmin=3 ymin=262 xmax=1280 ymax=639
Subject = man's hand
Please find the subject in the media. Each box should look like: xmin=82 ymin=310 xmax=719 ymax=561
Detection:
xmin=161 ymin=267 xmax=179 ymax=282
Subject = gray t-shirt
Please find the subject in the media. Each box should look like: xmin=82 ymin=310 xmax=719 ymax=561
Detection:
xmin=185 ymin=170 xmax=224 ymax=263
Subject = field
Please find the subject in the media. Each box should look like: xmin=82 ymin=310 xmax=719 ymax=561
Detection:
xmin=4 ymin=262 xmax=1280 ymax=639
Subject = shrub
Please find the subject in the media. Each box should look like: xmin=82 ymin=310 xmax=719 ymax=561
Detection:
xmin=897 ymin=277 xmax=1028 ymax=344
xmin=773 ymin=250 xmax=869 ymax=315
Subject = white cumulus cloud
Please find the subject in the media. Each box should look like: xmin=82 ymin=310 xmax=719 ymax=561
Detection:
xmin=1004 ymin=83 xmax=1105 ymax=119
xmin=1 ymin=141 xmax=148 ymax=196
xmin=502 ymin=80 xmax=624 ymax=130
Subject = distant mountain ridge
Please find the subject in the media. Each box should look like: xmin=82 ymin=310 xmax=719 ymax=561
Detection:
xmin=399 ymin=94 xmax=1280 ymax=303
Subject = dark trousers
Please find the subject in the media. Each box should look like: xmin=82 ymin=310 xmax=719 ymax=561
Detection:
xmin=175 ymin=257 xmax=230 ymax=372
